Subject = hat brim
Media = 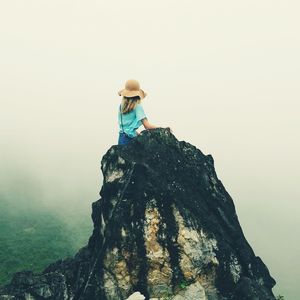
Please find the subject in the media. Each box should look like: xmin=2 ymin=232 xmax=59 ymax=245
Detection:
xmin=118 ymin=89 xmax=147 ymax=99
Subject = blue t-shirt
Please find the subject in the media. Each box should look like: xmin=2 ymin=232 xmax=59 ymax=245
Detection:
xmin=118 ymin=103 xmax=147 ymax=138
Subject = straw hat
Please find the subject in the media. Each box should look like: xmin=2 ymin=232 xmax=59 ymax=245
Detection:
xmin=118 ymin=79 xmax=147 ymax=99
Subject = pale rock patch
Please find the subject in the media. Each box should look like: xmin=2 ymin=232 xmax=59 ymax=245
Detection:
xmin=126 ymin=291 xmax=145 ymax=300
xmin=144 ymin=204 xmax=172 ymax=297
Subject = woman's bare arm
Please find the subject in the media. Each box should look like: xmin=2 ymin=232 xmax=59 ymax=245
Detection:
xmin=141 ymin=118 xmax=157 ymax=130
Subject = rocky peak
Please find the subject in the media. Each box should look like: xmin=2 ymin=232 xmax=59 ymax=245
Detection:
xmin=0 ymin=128 xmax=276 ymax=300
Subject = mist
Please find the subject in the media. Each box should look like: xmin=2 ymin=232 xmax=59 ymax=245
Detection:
xmin=1 ymin=1 xmax=300 ymax=298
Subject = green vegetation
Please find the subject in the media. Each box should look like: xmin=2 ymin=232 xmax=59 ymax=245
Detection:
xmin=179 ymin=280 xmax=188 ymax=290
xmin=0 ymin=195 xmax=92 ymax=286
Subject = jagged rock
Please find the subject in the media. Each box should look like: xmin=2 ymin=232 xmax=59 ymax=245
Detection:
xmin=0 ymin=128 xmax=276 ymax=300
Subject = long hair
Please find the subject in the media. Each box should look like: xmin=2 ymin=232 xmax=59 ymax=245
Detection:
xmin=121 ymin=96 xmax=141 ymax=114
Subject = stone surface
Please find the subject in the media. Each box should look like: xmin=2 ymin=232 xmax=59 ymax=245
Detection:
xmin=0 ymin=128 xmax=276 ymax=300
xmin=126 ymin=291 xmax=145 ymax=300
xmin=174 ymin=281 xmax=206 ymax=300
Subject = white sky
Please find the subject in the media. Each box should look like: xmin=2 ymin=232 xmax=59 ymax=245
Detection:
xmin=1 ymin=1 xmax=299 ymax=298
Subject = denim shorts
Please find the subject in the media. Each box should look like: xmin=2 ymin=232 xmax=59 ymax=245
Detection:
xmin=118 ymin=132 xmax=134 ymax=145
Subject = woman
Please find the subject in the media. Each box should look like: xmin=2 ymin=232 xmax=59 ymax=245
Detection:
xmin=118 ymin=79 xmax=157 ymax=145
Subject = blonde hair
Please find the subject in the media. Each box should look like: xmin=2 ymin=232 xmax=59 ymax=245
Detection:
xmin=121 ymin=96 xmax=141 ymax=114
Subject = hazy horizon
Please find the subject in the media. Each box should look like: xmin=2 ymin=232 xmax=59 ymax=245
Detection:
xmin=1 ymin=1 xmax=300 ymax=298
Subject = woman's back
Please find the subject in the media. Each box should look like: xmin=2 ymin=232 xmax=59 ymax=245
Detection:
xmin=117 ymin=79 xmax=159 ymax=145
xmin=118 ymin=103 xmax=147 ymax=138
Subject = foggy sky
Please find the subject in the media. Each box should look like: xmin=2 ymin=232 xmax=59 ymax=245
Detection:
xmin=1 ymin=1 xmax=299 ymax=298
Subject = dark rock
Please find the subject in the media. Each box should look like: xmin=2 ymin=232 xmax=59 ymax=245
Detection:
xmin=0 ymin=128 xmax=276 ymax=300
